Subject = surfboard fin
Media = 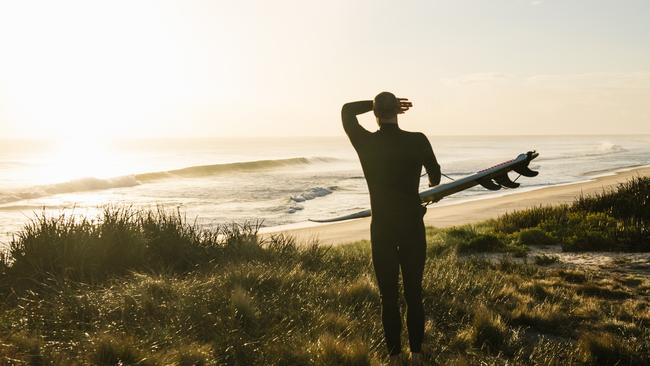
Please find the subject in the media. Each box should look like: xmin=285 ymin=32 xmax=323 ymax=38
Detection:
xmin=514 ymin=165 xmax=539 ymax=177
xmin=478 ymin=178 xmax=502 ymax=190
xmin=494 ymin=174 xmax=520 ymax=188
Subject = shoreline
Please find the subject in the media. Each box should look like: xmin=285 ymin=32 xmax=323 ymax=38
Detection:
xmin=266 ymin=165 xmax=650 ymax=245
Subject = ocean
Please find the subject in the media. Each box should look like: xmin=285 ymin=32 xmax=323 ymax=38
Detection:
xmin=1 ymin=135 xmax=650 ymax=247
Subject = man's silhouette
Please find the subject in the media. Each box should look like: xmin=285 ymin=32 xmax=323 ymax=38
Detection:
xmin=341 ymin=92 xmax=440 ymax=365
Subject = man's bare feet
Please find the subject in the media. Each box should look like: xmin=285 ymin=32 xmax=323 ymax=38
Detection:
xmin=410 ymin=352 xmax=423 ymax=366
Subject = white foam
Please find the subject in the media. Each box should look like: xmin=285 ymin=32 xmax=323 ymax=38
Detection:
xmin=289 ymin=187 xmax=333 ymax=203
xmin=0 ymin=176 xmax=140 ymax=204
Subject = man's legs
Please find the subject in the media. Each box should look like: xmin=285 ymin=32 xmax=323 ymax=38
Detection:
xmin=398 ymin=222 xmax=427 ymax=354
xmin=371 ymin=232 xmax=402 ymax=356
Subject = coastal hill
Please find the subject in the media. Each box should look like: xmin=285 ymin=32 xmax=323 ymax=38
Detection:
xmin=1 ymin=177 xmax=648 ymax=365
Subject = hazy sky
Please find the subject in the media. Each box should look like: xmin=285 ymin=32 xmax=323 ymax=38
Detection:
xmin=1 ymin=0 xmax=649 ymax=139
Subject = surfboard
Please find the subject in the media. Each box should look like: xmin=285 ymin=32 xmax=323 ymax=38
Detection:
xmin=309 ymin=151 xmax=539 ymax=223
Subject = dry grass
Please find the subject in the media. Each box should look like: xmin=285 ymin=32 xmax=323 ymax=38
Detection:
xmin=1 ymin=178 xmax=649 ymax=365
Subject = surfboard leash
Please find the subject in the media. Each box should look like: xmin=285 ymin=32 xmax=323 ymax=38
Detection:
xmin=420 ymin=172 xmax=456 ymax=181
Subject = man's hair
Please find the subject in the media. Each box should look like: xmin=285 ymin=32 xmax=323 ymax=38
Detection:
xmin=373 ymin=91 xmax=398 ymax=119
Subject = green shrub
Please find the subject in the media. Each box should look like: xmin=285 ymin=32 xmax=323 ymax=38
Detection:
xmin=1 ymin=208 xmax=264 ymax=289
xmin=457 ymin=234 xmax=504 ymax=253
xmin=574 ymin=177 xmax=650 ymax=221
xmin=492 ymin=206 xmax=570 ymax=234
xmin=492 ymin=177 xmax=650 ymax=253
xmin=562 ymin=212 xmax=620 ymax=251
xmin=444 ymin=226 xmax=480 ymax=245
xmin=516 ymin=228 xmax=556 ymax=246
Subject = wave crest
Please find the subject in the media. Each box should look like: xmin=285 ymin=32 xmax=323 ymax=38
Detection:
xmin=289 ymin=187 xmax=335 ymax=203
xmin=0 ymin=157 xmax=339 ymax=205
xmin=0 ymin=176 xmax=140 ymax=204
xmin=597 ymin=142 xmax=627 ymax=153
xmin=136 ymin=157 xmax=337 ymax=181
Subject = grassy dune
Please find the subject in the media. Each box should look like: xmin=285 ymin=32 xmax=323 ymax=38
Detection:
xmin=1 ymin=178 xmax=649 ymax=365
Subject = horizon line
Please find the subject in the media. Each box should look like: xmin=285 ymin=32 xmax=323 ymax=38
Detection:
xmin=2 ymin=133 xmax=650 ymax=141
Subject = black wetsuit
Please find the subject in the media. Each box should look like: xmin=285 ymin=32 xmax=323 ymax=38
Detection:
xmin=342 ymin=101 xmax=440 ymax=356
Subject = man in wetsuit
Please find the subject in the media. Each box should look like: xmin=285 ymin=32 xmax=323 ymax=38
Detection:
xmin=341 ymin=92 xmax=441 ymax=366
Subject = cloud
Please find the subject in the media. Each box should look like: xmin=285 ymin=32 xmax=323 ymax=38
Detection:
xmin=442 ymin=72 xmax=514 ymax=86
xmin=442 ymin=72 xmax=650 ymax=90
xmin=525 ymin=72 xmax=650 ymax=89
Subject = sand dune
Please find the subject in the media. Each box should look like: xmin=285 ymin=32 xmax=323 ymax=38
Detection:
xmin=269 ymin=166 xmax=650 ymax=245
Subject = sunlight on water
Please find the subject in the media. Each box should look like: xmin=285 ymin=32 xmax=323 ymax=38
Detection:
xmin=27 ymin=139 xmax=123 ymax=185
xmin=1 ymin=135 xmax=650 ymax=247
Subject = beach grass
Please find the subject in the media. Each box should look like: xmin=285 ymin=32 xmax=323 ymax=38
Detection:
xmin=489 ymin=176 xmax=650 ymax=252
xmin=0 ymin=178 xmax=649 ymax=365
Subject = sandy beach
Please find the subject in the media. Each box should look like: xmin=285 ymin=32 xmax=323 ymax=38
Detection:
xmin=272 ymin=165 xmax=650 ymax=245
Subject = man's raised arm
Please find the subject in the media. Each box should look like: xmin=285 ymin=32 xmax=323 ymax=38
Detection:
xmin=341 ymin=101 xmax=373 ymax=144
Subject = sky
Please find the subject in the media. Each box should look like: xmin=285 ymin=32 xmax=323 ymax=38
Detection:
xmin=0 ymin=0 xmax=649 ymax=139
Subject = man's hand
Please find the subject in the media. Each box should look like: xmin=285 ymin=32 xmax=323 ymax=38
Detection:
xmin=397 ymin=98 xmax=412 ymax=114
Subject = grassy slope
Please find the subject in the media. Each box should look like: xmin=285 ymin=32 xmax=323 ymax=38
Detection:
xmin=1 ymin=178 xmax=649 ymax=365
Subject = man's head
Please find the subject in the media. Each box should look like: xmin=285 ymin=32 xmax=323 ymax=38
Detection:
xmin=373 ymin=91 xmax=399 ymax=125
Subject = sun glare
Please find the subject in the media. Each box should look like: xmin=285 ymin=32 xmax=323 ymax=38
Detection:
xmin=36 ymin=138 xmax=120 ymax=184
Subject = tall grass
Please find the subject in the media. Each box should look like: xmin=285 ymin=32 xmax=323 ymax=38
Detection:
xmin=574 ymin=176 xmax=650 ymax=221
xmin=0 ymin=178 xmax=649 ymax=364
xmin=2 ymin=207 xmax=264 ymax=290
xmin=1 ymin=227 xmax=648 ymax=364
xmin=491 ymin=177 xmax=650 ymax=252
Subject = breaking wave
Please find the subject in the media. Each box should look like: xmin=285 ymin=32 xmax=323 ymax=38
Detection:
xmin=289 ymin=186 xmax=335 ymax=203
xmin=286 ymin=186 xmax=337 ymax=214
xmin=135 ymin=157 xmax=338 ymax=182
xmin=596 ymin=142 xmax=627 ymax=153
xmin=0 ymin=176 xmax=140 ymax=204
xmin=0 ymin=157 xmax=339 ymax=205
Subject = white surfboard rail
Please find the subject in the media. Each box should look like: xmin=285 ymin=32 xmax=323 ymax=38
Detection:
xmin=309 ymin=151 xmax=539 ymax=223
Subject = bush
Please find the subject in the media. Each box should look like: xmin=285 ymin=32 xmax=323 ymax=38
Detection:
xmin=457 ymin=234 xmax=504 ymax=253
xmin=1 ymin=208 xmax=264 ymax=291
xmin=444 ymin=226 xmax=480 ymax=246
xmin=492 ymin=206 xmax=570 ymax=234
xmin=574 ymin=177 xmax=650 ymax=222
xmin=491 ymin=178 xmax=650 ymax=252
xmin=516 ymin=228 xmax=556 ymax=246
xmin=561 ymin=212 xmax=619 ymax=252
